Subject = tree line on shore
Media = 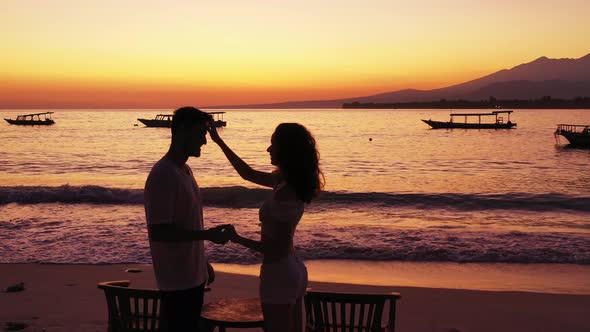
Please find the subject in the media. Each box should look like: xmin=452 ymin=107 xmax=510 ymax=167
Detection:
xmin=342 ymin=96 xmax=590 ymax=109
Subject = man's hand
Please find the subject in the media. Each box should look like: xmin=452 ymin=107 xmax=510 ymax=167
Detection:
xmin=206 ymin=261 xmax=215 ymax=285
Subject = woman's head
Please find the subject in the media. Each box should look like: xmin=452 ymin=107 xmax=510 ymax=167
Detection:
xmin=268 ymin=123 xmax=324 ymax=203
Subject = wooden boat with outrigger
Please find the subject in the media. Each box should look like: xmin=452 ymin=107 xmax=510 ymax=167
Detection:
xmin=137 ymin=114 xmax=173 ymax=127
xmin=422 ymin=110 xmax=516 ymax=129
xmin=138 ymin=111 xmax=227 ymax=128
xmin=4 ymin=112 xmax=55 ymax=126
xmin=207 ymin=111 xmax=227 ymax=128
xmin=555 ymin=124 xmax=590 ymax=147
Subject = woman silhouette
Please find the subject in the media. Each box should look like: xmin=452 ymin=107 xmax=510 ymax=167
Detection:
xmin=208 ymin=123 xmax=324 ymax=332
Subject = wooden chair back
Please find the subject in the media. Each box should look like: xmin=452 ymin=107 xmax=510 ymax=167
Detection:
xmin=304 ymin=289 xmax=401 ymax=332
xmin=97 ymin=280 xmax=163 ymax=332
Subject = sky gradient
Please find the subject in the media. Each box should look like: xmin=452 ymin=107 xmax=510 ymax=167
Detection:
xmin=1 ymin=0 xmax=589 ymax=108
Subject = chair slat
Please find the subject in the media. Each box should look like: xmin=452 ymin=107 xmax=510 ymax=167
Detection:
xmin=387 ymin=299 xmax=397 ymax=332
xmin=358 ymin=302 xmax=365 ymax=332
xmin=151 ymin=298 xmax=159 ymax=330
xmin=310 ymin=296 xmax=322 ymax=331
xmin=340 ymin=302 xmax=346 ymax=332
xmin=373 ymin=300 xmax=385 ymax=332
xmin=330 ymin=301 xmax=337 ymax=330
xmin=349 ymin=303 xmax=355 ymax=332
xmin=321 ymin=299 xmax=329 ymax=331
xmin=108 ymin=294 xmax=120 ymax=331
xmin=366 ymin=303 xmax=375 ymax=331
xmin=142 ymin=298 xmax=149 ymax=330
xmin=305 ymin=295 xmax=315 ymax=331
xmin=134 ymin=296 xmax=139 ymax=329
xmin=119 ymin=295 xmax=132 ymax=329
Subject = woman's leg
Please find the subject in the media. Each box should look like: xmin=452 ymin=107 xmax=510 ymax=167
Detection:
xmin=262 ymin=303 xmax=293 ymax=332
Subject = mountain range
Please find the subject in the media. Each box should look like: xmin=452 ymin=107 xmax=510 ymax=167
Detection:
xmin=206 ymin=53 xmax=590 ymax=109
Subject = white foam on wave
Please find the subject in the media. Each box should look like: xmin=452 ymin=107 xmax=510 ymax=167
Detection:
xmin=1 ymin=206 xmax=589 ymax=265
xmin=2 ymin=185 xmax=590 ymax=212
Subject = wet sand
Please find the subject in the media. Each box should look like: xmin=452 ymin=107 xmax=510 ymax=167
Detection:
xmin=1 ymin=263 xmax=589 ymax=332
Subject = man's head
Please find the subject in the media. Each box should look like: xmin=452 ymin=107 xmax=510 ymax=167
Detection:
xmin=171 ymin=106 xmax=213 ymax=158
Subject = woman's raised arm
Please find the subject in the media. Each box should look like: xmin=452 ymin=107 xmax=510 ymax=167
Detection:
xmin=208 ymin=126 xmax=275 ymax=188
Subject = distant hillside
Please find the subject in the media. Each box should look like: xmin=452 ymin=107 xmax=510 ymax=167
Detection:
xmin=206 ymin=53 xmax=590 ymax=109
xmin=343 ymin=96 xmax=590 ymax=109
xmin=462 ymin=80 xmax=590 ymax=100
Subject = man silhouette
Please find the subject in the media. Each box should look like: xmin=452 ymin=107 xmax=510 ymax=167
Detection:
xmin=144 ymin=106 xmax=230 ymax=331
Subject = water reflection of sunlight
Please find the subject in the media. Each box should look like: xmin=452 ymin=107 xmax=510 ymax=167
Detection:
xmin=1 ymin=109 xmax=589 ymax=196
xmin=214 ymin=260 xmax=590 ymax=294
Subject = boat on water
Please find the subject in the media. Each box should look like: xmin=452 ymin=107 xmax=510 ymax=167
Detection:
xmin=208 ymin=111 xmax=227 ymax=128
xmin=138 ymin=111 xmax=227 ymax=128
xmin=137 ymin=114 xmax=173 ymax=127
xmin=4 ymin=112 xmax=55 ymax=126
xmin=422 ymin=110 xmax=516 ymax=129
xmin=555 ymin=124 xmax=590 ymax=147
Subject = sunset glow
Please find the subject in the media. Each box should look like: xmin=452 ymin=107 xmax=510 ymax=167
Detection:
xmin=1 ymin=0 xmax=588 ymax=108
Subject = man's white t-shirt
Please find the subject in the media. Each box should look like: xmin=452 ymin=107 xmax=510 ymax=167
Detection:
xmin=144 ymin=157 xmax=208 ymax=291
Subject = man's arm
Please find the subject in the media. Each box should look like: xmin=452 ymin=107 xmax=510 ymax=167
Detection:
xmin=148 ymin=224 xmax=230 ymax=244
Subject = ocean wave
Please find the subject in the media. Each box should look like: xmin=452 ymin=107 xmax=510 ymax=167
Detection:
xmin=1 ymin=185 xmax=590 ymax=212
xmin=1 ymin=226 xmax=588 ymax=265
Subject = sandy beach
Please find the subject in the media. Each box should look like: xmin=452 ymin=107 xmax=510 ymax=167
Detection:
xmin=1 ymin=264 xmax=589 ymax=332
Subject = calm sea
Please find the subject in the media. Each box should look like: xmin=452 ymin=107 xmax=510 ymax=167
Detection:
xmin=1 ymin=109 xmax=589 ymax=266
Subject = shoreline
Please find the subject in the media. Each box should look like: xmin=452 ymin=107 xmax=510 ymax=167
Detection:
xmin=5 ymin=259 xmax=589 ymax=295
xmin=3 ymin=108 xmax=590 ymax=111
xmin=215 ymin=260 xmax=590 ymax=295
xmin=1 ymin=263 xmax=589 ymax=332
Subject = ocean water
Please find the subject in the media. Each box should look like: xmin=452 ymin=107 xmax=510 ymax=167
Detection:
xmin=1 ymin=109 xmax=589 ymax=267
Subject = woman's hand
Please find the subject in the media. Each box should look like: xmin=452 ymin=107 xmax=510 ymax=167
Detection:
xmin=207 ymin=124 xmax=223 ymax=144
xmin=225 ymin=224 xmax=239 ymax=242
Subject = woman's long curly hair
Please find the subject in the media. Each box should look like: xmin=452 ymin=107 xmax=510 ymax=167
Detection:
xmin=273 ymin=123 xmax=324 ymax=203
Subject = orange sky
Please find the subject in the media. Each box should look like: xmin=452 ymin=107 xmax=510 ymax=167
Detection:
xmin=1 ymin=0 xmax=589 ymax=108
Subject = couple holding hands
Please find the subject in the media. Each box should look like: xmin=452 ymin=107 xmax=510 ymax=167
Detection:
xmin=144 ymin=107 xmax=324 ymax=332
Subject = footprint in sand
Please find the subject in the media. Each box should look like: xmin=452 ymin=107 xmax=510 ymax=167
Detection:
xmin=5 ymin=322 xmax=27 ymax=331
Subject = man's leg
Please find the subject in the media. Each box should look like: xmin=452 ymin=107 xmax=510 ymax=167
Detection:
xmin=262 ymin=303 xmax=293 ymax=332
xmin=161 ymin=284 xmax=205 ymax=332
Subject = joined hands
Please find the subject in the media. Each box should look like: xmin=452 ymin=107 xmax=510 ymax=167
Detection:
xmin=207 ymin=224 xmax=238 ymax=244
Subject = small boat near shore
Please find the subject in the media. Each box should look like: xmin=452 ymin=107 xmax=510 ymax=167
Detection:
xmin=138 ymin=111 xmax=227 ymax=128
xmin=4 ymin=112 xmax=55 ymax=126
xmin=555 ymin=124 xmax=590 ymax=147
xmin=208 ymin=111 xmax=227 ymax=128
xmin=422 ymin=110 xmax=516 ymax=129
xmin=137 ymin=114 xmax=173 ymax=127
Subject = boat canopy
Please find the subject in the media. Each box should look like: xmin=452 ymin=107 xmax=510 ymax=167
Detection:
xmin=556 ymin=124 xmax=589 ymax=133
xmin=449 ymin=110 xmax=513 ymax=124
xmin=18 ymin=111 xmax=54 ymax=116
xmin=154 ymin=112 xmax=225 ymax=118
xmin=16 ymin=112 xmax=54 ymax=121
xmin=207 ymin=111 xmax=226 ymax=124
xmin=449 ymin=110 xmax=513 ymax=116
